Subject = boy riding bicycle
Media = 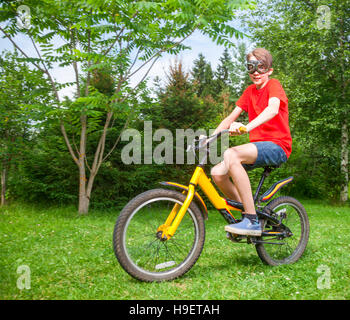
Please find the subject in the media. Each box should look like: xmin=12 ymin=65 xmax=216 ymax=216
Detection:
xmin=211 ymin=48 xmax=292 ymax=237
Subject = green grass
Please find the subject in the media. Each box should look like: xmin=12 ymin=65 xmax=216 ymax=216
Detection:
xmin=1 ymin=199 xmax=350 ymax=300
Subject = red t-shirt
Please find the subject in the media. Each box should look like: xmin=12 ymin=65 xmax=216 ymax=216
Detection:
xmin=236 ymin=78 xmax=292 ymax=158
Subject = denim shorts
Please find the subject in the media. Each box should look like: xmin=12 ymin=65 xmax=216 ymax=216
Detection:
xmin=243 ymin=141 xmax=287 ymax=171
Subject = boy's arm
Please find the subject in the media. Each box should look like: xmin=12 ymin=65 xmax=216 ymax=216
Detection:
xmin=213 ymin=106 xmax=244 ymax=135
xmin=245 ymin=97 xmax=280 ymax=132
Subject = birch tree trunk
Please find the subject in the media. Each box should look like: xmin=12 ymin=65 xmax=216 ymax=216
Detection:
xmin=1 ymin=129 xmax=9 ymax=207
xmin=338 ymin=15 xmax=348 ymax=203
xmin=340 ymin=119 xmax=348 ymax=202
xmin=1 ymin=161 xmax=8 ymax=207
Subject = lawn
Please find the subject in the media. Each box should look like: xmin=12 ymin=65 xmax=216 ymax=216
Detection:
xmin=1 ymin=199 xmax=350 ymax=300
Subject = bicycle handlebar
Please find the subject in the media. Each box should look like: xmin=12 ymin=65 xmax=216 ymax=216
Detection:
xmin=187 ymin=126 xmax=247 ymax=153
xmin=203 ymin=126 xmax=247 ymax=144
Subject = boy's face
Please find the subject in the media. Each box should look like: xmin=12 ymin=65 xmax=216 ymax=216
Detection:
xmin=248 ymin=55 xmax=273 ymax=88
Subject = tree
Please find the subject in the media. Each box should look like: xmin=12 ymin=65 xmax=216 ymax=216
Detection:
xmin=140 ymin=57 xmax=223 ymax=189
xmin=244 ymin=0 xmax=350 ymax=201
xmin=0 ymin=50 xmax=51 ymax=206
xmin=228 ymin=41 xmax=251 ymax=99
xmin=0 ymin=0 xmax=253 ymax=214
xmin=152 ymin=58 xmax=221 ymax=130
xmin=214 ymin=48 xmax=233 ymax=94
xmin=191 ymin=53 xmax=215 ymax=98
xmin=217 ymin=41 xmax=252 ymax=118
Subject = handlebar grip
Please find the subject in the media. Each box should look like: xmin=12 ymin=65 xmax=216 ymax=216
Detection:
xmin=239 ymin=126 xmax=247 ymax=133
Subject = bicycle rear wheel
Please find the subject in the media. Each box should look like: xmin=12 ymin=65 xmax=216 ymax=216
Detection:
xmin=256 ymin=196 xmax=309 ymax=266
xmin=113 ymin=188 xmax=205 ymax=282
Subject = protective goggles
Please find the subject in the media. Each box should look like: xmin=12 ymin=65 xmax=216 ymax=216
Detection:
xmin=246 ymin=60 xmax=270 ymax=74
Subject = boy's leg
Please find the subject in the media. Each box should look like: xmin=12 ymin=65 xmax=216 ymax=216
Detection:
xmin=211 ymin=143 xmax=258 ymax=208
xmin=218 ymin=143 xmax=262 ymax=236
xmin=211 ymin=161 xmax=242 ymax=202
xmin=223 ymin=143 xmax=258 ymax=214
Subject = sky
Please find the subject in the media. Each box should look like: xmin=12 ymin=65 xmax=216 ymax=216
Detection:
xmin=0 ymin=16 xmax=252 ymax=99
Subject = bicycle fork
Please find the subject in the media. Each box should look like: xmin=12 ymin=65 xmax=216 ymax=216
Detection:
xmin=157 ymin=182 xmax=196 ymax=240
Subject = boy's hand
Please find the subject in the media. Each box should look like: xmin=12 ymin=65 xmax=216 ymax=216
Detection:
xmin=229 ymin=122 xmax=247 ymax=135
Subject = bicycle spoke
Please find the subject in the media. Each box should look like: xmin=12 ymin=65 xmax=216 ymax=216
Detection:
xmin=162 ymin=242 xmax=178 ymax=263
xmin=170 ymin=237 xmax=193 ymax=253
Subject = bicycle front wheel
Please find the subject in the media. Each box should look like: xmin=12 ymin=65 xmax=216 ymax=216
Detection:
xmin=113 ymin=188 xmax=205 ymax=282
xmin=256 ymin=196 xmax=309 ymax=266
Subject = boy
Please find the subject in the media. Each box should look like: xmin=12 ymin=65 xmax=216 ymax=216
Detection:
xmin=211 ymin=48 xmax=291 ymax=236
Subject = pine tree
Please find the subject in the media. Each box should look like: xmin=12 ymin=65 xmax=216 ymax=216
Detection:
xmin=214 ymin=48 xmax=233 ymax=94
xmin=229 ymin=42 xmax=251 ymax=98
xmin=191 ymin=53 xmax=215 ymax=97
xmin=144 ymin=58 xmax=222 ymax=131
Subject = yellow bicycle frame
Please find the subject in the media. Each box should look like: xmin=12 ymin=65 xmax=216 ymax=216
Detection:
xmin=158 ymin=166 xmax=241 ymax=239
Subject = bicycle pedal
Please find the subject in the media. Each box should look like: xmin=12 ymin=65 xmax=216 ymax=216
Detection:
xmin=226 ymin=232 xmax=246 ymax=243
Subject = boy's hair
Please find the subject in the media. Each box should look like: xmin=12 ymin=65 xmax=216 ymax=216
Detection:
xmin=246 ymin=48 xmax=273 ymax=69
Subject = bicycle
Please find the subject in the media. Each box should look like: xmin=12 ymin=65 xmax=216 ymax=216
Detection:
xmin=113 ymin=129 xmax=309 ymax=282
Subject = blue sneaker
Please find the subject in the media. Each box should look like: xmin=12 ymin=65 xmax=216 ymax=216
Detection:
xmin=225 ymin=216 xmax=262 ymax=236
